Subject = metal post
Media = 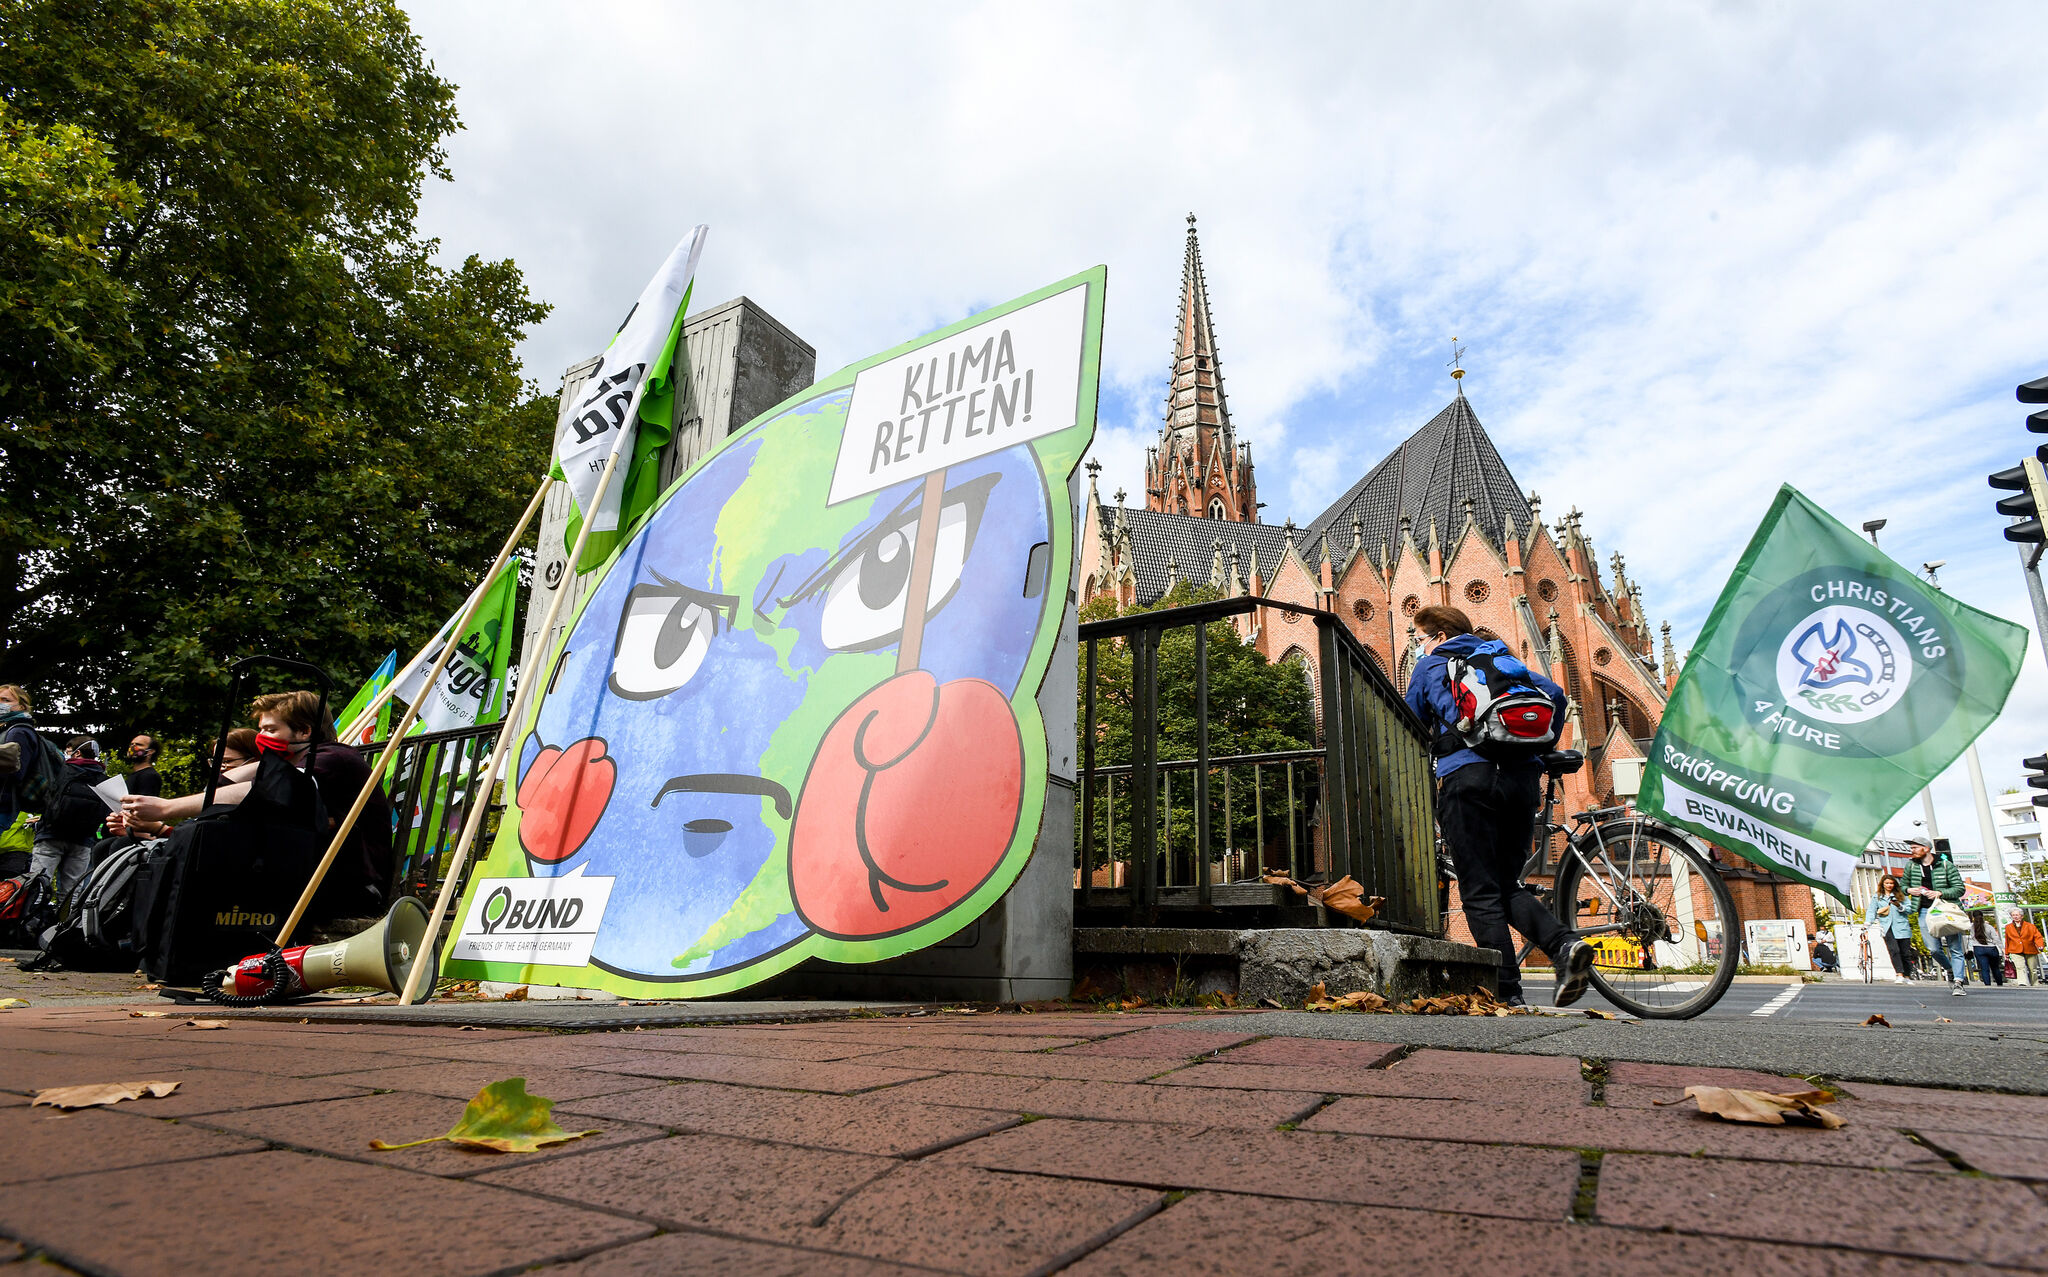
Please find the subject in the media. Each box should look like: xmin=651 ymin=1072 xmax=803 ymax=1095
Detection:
xmin=1965 ymin=741 xmax=2013 ymax=933
xmin=1081 ymin=637 xmax=1097 ymax=907
xmin=2018 ymin=537 xmax=2048 ymax=675
xmin=1133 ymin=627 xmax=1159 ymax=911
xmin=1195 ymin=623 xmax=1212 ymax=905
xmin=1286 ymin=761 xmax=1298 ymax=878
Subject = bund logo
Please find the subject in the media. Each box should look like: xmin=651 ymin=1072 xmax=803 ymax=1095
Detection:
xmin=477 ymin=885 xmax=514 ymax=934
xmin=1775 ymin=606 xmax=1909 ymax=723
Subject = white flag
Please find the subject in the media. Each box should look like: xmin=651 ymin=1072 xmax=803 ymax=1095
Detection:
xmin=552 ymin=226 xmax=707 ymax=547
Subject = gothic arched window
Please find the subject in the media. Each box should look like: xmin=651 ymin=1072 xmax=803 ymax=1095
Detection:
xmin=1209 ymin=497 xmax=1226 ymax=520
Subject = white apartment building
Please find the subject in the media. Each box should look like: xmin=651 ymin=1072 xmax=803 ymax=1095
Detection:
xmin=1994 ymin=790 xmax=2045 ymax=879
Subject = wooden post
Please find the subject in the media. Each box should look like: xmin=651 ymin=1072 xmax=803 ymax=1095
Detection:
xmin=271 ymin=475 xmax=552 ymax=950
xmin=894 ymin=471 xmax=947 ymax=674
xmin=399 ymin=448 xmax=626 ymax=1005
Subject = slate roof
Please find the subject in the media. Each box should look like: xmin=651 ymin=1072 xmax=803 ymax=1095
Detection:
xmin=1100 ymin=503 xmax=1296 ymax=605
xmin=1305 ymin=394 xmax=1533 ymax=556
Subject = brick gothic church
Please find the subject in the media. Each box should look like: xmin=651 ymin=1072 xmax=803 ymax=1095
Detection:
xmin=1078 ymin=217 xmax=1817 ymax=935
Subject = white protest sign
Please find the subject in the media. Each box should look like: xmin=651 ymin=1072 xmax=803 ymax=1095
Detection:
xmin=829 ymin=283 xmax=1087 ymax=506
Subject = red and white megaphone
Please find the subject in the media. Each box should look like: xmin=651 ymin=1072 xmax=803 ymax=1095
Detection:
xmin=208 ymin=896 xmax=439 ymax=1004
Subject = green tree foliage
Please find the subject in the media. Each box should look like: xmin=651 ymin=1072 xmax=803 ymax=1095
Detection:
xmin=1 ymin=0 xmax=553 ymax=738
xmin=1078 ymin=583 xmax=1318 ymax=880
xmin=2011 ymin=854 xmax=2048 ymax=908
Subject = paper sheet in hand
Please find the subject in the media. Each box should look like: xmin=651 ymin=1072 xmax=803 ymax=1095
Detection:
xmin=90 ymin=774 xmax=128 ymax=812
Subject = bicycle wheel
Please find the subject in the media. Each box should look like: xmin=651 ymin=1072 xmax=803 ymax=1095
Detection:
xmin=1552 ymin=817 xmax=1739 ymax=1019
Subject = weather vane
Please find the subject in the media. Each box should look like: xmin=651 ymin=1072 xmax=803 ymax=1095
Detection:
xmin=1447 ymin=337 xmax=1467 ymax=383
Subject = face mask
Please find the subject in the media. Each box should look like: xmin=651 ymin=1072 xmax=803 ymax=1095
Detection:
xmin=254 ymin=733 xmax=293 ymax=756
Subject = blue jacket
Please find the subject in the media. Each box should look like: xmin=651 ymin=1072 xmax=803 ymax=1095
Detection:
xmin=1403 ymin=633 xmax=1568 ymax=779
xmin=1869 ymin=893 xmax=1914 ymax=939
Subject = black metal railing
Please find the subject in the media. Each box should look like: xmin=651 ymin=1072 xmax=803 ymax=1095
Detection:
xmin=362 ymin=722 xmax=505 ymax=908
xmin=1076 ymin=597 xmax=1441 ymax=934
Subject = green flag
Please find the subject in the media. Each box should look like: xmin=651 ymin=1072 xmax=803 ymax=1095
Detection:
xmin=336 ymin=650 xmax=396 ymax=745
xmin=1639 ymin=486 xmax=2028 ymax=896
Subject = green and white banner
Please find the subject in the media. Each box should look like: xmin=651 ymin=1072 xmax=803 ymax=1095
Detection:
xmin=1640 ymin=486 xmax=2028 ymax=896
xmin=392 ymin=556 xmax=522 ymax=736
xmin=552 ymin=226 xmax=706 ymax=573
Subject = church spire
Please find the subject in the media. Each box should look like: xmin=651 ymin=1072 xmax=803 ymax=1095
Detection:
xmin=1147 ymin=213 xmax=1256 ymax=522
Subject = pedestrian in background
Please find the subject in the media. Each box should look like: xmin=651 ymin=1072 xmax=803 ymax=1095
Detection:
xmin=1870 ymin=874 xmax=1915 ymax=984
xmin=1968 ymin=912 xmax=2006 ymax=987
xmin=1904 ymin=837 xmax=1970 ymax=994
xmin=2006 ymin=912 xmax=2044 ymax=984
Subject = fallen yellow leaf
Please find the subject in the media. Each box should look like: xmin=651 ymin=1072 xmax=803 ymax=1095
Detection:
xmin=32 ymin=1081 xmax=181 ymax=1110
xmin=0 ymin=998 xmax=26 ymax=1009
xmin=370 ymin=1078 xmax=599 ymax=1154
xmin=128 ymin=1010 xmax=170 ymax=1018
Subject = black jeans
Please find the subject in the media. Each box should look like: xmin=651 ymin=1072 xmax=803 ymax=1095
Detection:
xmin=1884 ymin=933 xmax=1915 ymax=977
xmin=1439 ymin=760 xmax=1569 ymax=999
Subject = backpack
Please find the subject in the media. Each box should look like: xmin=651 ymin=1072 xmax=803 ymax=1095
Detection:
xmin=0 ymin=873 xmax=57 ymax=950
xmin=5 ymin=728 xmax=69 ymax=815
xmin=29 ymin=840 xmax=150 ymax=972
xmin=1442 ymin=647 xmax=1559 ymax=759
xmin=40 ymin=764 xmax=109 ymax=843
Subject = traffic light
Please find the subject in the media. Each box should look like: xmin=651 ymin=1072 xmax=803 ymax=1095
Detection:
xmin=2026 ymin=754 xmax=2048 ymax=809
xmin=1989 ymin=376 xmax=2048 ymax=543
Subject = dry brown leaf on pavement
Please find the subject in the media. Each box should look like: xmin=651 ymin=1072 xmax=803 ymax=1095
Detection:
xmin=370 ymin=1078 xmax=599 ymax=1154
xmin=1862 ymin=1013 xmax=1890 ymax=1027
xmin=1655 ymin=1085 xmax=1846 ymax=1129
xmin=128 ymin=1010 xmax=170 ymax=1018
xmin=1935 ymin=1017 xmax=1954 ymax=1023
xmin=174 ymin=1019 xmax=229 ymax=1031
xmin=32 ymin=1081 xmax=181 ymax=1110
xmin=1583 ymin=1009 xmax=1619 ymax=1019
xmin=500 ymin=986 xmax=529 ymax=1002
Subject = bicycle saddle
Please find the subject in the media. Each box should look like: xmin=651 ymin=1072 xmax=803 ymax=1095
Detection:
xmin=1541 ymin=749 xmax=1585 ymax=776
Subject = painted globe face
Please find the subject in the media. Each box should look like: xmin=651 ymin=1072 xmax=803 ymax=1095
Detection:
xmin=511 ymin=387 xmax=1053 ymax=984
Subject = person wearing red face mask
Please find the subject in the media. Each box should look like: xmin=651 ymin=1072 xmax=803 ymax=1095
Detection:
xmin=123 ymin=690 xmax=394 ymax=918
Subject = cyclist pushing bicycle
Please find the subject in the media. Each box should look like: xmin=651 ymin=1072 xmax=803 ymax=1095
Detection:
xmin=1405 ymin=605 xmax=1596 ymax=1008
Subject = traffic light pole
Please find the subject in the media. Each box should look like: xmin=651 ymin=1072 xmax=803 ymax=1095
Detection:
xmin=2018 ymin=525 xmax=2048 ymax=676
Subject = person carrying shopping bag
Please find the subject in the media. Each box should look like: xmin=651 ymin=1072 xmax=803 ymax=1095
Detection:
xmin=1904 ymin=838 xmax=1970 ymax=995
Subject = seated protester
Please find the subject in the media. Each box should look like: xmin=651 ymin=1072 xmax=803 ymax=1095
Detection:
xmin=1810 ymin=939 xmax=1838 ymax=973
xmin=122 ymin=691 xmax=394 ymax=920
xmin=121 ymin=734 xmax=163 ymax=797
xmin=33 ymin=738 xmax=109 ymax=902
xmin=103 ymin=729 xmax=256 ymax=842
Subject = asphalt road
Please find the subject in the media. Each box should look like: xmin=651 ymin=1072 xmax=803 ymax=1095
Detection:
xmin=1549 ymin=975 xmax=2048 ymax=1026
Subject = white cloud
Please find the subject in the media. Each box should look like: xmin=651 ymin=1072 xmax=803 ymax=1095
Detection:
xmin=403 ymin=0 xmax=2048 ymax=864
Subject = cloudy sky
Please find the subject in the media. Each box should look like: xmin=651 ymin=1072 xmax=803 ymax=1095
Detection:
xmin=404 ymin=1 xmax=2048 ymax=864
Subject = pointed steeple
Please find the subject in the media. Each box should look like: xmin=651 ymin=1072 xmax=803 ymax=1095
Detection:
xmin=1147 ymin=214 xmax=1256 ymax=523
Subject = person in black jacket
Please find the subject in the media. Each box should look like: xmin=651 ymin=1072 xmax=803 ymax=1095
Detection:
xmin=32 ymin=738 xmax=109 ymax=901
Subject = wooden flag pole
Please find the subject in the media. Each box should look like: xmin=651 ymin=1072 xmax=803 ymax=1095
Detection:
xmin=272 ymin=474 xmax=553 ymax=950
xmin=399 ymin=448 xmax=626 ymax=1005
xmin=338 ymin=476 xmax=554 ymax=745
xmin=893 ymin=471 xmax=947 ymax=674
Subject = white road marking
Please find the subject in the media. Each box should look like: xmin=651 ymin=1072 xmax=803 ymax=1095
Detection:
xmin=1751 ymin=984 xmax=1802 ymax=1017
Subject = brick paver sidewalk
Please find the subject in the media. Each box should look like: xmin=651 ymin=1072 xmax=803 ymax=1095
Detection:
xmin=3 ymin=1001 xmax=2045 ymax=1275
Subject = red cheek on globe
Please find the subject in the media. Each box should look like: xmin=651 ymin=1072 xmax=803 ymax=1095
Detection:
xmin=517 ymin=737 xmax=615 ymax=864
xmin=791 ymin=671 xmax=1023 ymax=939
